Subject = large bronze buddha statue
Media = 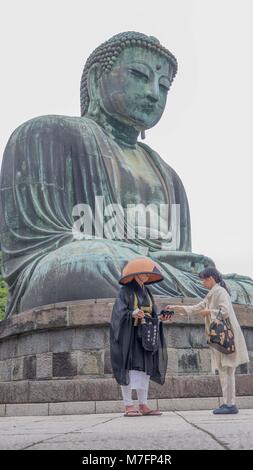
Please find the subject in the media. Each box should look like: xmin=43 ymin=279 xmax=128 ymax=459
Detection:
xmin=0 ymin=31 xmax=252 ymax=317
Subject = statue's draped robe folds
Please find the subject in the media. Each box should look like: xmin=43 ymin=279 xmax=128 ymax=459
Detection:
xmin=1 ymin=115 xmax=253 ymax=316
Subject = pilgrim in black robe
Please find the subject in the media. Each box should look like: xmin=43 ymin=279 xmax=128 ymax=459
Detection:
xmin=110 ymin=280 xmax=168 ymax=386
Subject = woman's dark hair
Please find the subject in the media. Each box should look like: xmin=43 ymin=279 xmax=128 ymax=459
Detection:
xmin=199 ymin=266 xmax=230 ymax=295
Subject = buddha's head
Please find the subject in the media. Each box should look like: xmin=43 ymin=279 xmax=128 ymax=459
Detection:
xmin=80 ymin=32 xmax=177 ymax=133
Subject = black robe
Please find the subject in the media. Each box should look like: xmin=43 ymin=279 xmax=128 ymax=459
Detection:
xmin=110 ymin=280 xmax=168 ymax=386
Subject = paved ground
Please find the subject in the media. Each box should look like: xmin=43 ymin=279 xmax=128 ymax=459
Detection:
xmin=0 ymin=409 xmax=252 ymax=450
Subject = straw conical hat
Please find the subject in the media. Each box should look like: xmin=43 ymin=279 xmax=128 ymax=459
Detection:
xmin=119 ymin=257 xmax=164 ymax=285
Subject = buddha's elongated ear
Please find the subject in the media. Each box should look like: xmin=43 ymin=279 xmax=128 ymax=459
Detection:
xmin=87 ymin=64 xmax=102 ymax=106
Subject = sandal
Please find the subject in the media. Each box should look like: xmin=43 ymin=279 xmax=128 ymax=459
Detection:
xmin=140 ymin=409 xmax=162 ymax=416
xmin=124 ymin=410 xmax=142 ymax=417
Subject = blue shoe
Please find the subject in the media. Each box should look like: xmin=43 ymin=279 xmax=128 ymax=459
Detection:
xmin=226 ymin=405 xmax=239 ymax=414
xmin=213 ymin=404 xmax=227 ymax=414
xmin=213 ymin=404 xmax=239 ymax=414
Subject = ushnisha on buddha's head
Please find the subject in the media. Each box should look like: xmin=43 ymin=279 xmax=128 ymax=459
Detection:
xmin=80 ymin=31 xmax=178 ymax=135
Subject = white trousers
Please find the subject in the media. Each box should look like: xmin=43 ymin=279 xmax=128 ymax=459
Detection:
xmin=121 ymin=370 xmax=150 ymax=406
xmin=218 ymin=366 xmax=236 ymax=406
xmin=121 ymin=384 xmax=149 ymax=405
xmin=212 ymin=349 xmax=236 ymax=405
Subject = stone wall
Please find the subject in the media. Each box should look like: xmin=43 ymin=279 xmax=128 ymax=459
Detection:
xmin=0 ymin=297 xmax=252 ymax=403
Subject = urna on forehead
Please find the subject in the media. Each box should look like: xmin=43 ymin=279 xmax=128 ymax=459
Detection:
xmin=109 ymin=46 xmax=172 ymax=73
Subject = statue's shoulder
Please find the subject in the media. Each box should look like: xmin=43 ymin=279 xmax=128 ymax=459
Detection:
xmin=138 ymin=141 xmax=183 ymax=183
xmin=7 ymin=115 xmax=94 ymax=144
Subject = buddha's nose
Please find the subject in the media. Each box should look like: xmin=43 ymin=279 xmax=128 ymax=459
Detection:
xmin=146 ymin=81 xmax=159 ymax=103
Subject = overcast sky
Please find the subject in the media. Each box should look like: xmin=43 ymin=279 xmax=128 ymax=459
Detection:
xmin=1 ymin=0 xmax=253 ymax=278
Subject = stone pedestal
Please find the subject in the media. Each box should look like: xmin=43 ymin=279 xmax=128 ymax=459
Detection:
xmin=0 ymin=297 xmax=253 ymax=406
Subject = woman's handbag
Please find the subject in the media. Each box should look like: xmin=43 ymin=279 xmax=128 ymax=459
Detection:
xmin=207 ymin=310 xmax=235 ymax=354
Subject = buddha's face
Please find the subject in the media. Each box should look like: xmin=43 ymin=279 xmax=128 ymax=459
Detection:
xmin=96 ymin=47 xmax=173 ymax=130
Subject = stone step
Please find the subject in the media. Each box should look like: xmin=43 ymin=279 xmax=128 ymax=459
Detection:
xmin=0 ymin=374 xmax=252 ymax=404
xmin=1 ymin=395 xmax=253 ymax=417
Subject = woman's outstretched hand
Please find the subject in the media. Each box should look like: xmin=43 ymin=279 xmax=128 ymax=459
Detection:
xmin=199 ymin=309 xmax=211 ymax=318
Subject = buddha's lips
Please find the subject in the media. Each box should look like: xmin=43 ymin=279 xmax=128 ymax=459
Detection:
xmin=140 ymin=103 xmax=157 ymax=113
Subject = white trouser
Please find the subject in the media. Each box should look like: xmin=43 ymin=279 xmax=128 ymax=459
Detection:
xmin=121 ymin=370 xmax=150 ymax=406
xmin=121 ymin=383 xmax=149 ymax=406
xmin=218 ymin=366 xmax=236 ymax=406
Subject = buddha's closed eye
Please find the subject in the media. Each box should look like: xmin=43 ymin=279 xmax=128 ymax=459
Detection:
xmin=159 ymin=79 xmax=170 ymax=92
xmin=128 ymin=68 xmax=149 ymax=81
xmin=159 ymin=83 xmax=170 ymax=93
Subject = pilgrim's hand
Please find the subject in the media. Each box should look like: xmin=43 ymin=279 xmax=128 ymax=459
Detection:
xmin=159 ymin=308 xmax=174 ymax=321
xmin=137 ymin=310 xmax=145 ymax=319
xmin=132 ymin=309 xmax=145 ymax=319
xmin=159 ymin=313 xmax=173 ymax=322
xmin=164 ymin=305 xmax=184 ymax=314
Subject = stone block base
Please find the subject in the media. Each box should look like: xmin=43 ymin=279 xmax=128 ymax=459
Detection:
xmin=0 ymin=297 xmax=252 ymax=416
xmin=1 ymin=395 xmax=253 ymax=417
xmin=0 ymin=374 xmax=252 ymax=404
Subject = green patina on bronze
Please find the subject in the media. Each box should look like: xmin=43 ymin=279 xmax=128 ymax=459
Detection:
xmin=0 ymin=31 xmax=252 ymax=317
xmin=80 ymin=31 xmax=177 ymax=117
